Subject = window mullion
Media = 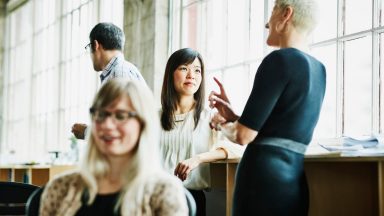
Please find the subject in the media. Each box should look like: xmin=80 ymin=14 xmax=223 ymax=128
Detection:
xmin=373 ymin=32 xmax=380 ymax=134
xmin=337 ymin=0 xmax=344 ymax=137
xmin=373 ymin=0 xmax=380 ymax=134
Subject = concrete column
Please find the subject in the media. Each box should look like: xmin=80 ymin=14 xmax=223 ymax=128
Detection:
xmin=0 ymin=0 xmax=6 ymax=83
xmin=124 ymin=0 xmax=169 ymax=105
xmin=0 ymin=0 xmax=7 ymax=152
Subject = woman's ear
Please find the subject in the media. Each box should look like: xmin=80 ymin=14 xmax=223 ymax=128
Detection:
xmin=275 ymin=6 xmax=293 ymax=34
xmin=281 ymin=6 xmax=293 ymax=24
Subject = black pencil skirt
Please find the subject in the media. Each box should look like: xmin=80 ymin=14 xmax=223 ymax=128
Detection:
xmin=232 ymin=143 xmax=309 ymax=216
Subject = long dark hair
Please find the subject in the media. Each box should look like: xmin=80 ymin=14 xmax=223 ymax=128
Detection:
xmin=160 ymin=48 xmax=205 ymax=131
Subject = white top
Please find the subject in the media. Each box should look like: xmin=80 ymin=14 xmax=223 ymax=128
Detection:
xmin=160 ymin=108 xmax=244 ymax=190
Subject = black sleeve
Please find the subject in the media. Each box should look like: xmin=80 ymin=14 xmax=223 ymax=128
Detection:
xmin=238 ymin=51 xmax=290 ymax=131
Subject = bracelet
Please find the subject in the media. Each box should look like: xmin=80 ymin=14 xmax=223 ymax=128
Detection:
xmin=217 ymin=147 xmax=229 ymax=159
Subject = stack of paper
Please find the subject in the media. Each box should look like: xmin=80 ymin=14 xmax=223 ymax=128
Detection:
xmin=342 ymin=136 xmax=380 ymax=148
xmin=316 ymin=135 xmax=384 ymax=157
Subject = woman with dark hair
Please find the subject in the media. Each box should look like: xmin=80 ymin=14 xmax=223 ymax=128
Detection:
xmin=160 ymin=48 xmax=237 ymax=216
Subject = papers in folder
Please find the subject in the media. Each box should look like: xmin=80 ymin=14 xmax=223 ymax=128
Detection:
xmin=342 ymin=136 xmax=381 ymax=148
xmin=318 ymin=135 xmax=384 ymax=157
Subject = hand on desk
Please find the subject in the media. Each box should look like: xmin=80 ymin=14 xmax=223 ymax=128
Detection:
xmin=71 ymin=123 xmax=87 ymax=139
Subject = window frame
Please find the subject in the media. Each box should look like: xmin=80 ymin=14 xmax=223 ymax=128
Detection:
xmin=170 ymin=0 xmax=384 ymax=139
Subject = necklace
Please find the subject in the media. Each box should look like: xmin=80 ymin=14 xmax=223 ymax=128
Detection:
xmin=174 ymin=109 xmax=194 ymax=123
xmin=174 ymin=101 xmax=195 ymax=123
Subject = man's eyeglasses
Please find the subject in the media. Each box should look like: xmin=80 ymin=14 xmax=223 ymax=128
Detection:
xmin=85 ymin=43 xmax=92 ymax=53
xmin=90 ymin=108 xmax=139 ymax=124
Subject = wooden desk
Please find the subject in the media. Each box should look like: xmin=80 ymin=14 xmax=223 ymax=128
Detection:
xmin=211 ymin=156 xmax=384 ymax=216
xmin=0 ymin=165 xmax=76 ymax=186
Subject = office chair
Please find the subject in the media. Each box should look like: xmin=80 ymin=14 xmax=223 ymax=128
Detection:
xmin=184 ymin=188 xmax=197 ymax=216
xmin=26 ymin=186 xmax=44 ymax=216
xmin=0 ymin=181 xmax=40 ymax=215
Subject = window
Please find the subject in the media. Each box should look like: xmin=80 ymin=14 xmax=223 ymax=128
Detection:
xmin=312 ymin=0 xmax=380 ymax=138
xmin=170 ymin=0 xmax=268 ymax=114
xmin=171 ymin=0 xmax=383 ymax=139
xmin=2 ymin=0 xmax=124 ymax=162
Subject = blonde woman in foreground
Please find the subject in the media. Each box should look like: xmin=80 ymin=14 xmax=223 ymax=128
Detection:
xmin=40 ymin=79 xmax=188 ymax=216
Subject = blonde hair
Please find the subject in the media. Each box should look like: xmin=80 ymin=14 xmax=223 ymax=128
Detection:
xmin=79 ymin=79 xmax=162 ymax=213
xmin=275 ymin=0 xmax=318 ymax=33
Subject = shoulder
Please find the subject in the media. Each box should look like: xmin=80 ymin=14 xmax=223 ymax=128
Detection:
xmin=262 ymin=48 xmax=324 ymax=75
xmin=144 ymin=172 xmax=184 ymax=191
xmin=254 ymin=50 xmax=288 ymax=80
xmin=258 ymin=50 xmax=290 ymax=76
xmin=144 ymin=172 xmax=188 ymax=214
xmin=125 ymin=60 xmax=139 ymax=70
xmin=120 ymin=58 xmax=140 ymax=72
xmin=43 ymin=171 xmax=83 ymax=197
xmin=269 ymin=48 xmax=322 ymax=65
xmin=267 ymin=48 xmax=310 ymax=60
xmin=46 ymin=171 xmax=82 ymax=189
xmin=143 ymin=172 xmax=185 ymax=201
xmin=264 ymin=49 xmax=286 ymax=61
xmin=40 ymin=171 xmax=83 ymax=214
xmin=111 ymin=55 xmax=141 ymax=74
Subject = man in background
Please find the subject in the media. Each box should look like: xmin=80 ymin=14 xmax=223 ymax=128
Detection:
xmin=72 ymin=22 xmax=146 ymax=139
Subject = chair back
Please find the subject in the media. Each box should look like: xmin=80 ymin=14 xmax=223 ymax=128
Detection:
xmin=0 ymin=181 xmax=40 ymax=215
xmin=26 ymin=186 xmax=44 ymax=216
xmin=184 ymin=188 xmax=197 ymax=216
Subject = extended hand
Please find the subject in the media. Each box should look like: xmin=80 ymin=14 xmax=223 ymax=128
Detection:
xmin=210 ymin=112 xmax=227 ymax=130
xmin=71 ymin=123 xmax=87 ymax=139
xmin=174 ymin=157 xmax=201 ymax=181
xmin=208 ymin=77 xmax=239 ymax=122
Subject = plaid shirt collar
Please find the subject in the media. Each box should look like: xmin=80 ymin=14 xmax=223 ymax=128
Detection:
xmin=100 ymin=53 xmax=124 ymax=82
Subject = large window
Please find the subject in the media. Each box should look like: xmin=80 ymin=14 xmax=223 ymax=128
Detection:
xmin=170 ymin=0 xmax=268 ymax=115
xmin=2 ymin=0 xmax=123 ymax=163
xmin=171 ymin=0 xmax=384 ymax=139
xmin=312 ymin=0 xmax=380 ymax=138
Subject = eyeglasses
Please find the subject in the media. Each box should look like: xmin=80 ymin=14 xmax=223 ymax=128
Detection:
xmin=90 ymin=108 xmax=139 ymax=124
xmin=265 ymin=23 xmax=270 ymax=29
xmin=85 ymin=42 xmax=92 ymax=53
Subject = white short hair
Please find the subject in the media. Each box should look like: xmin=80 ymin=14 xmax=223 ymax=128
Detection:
xmin=275 ymin=0 xmax=318 ymax=33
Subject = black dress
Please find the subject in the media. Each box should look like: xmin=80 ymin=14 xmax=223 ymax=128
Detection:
xmin=75 ymin=191 xmax=120 ymax=216
xmin=232 ymin=48 xmax=326 ymax=216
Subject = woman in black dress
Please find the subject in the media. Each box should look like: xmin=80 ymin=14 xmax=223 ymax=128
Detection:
xmin=209 ymin=0 xmax=325 ymax=215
